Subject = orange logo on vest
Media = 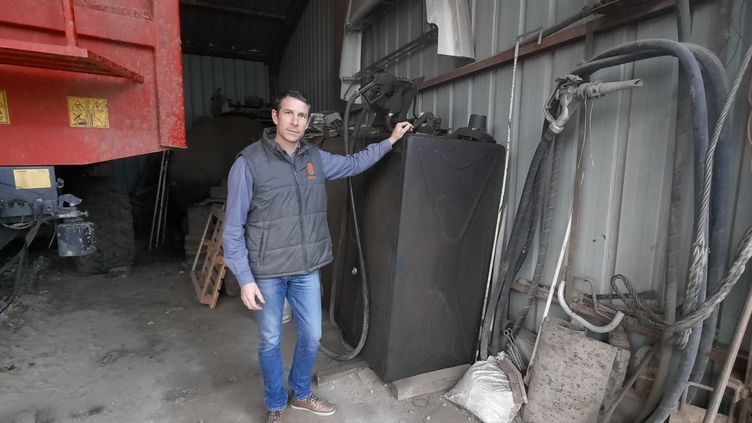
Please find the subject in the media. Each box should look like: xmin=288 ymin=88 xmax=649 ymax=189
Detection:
xmin=307 ymin=162 xmax=316 ymax=180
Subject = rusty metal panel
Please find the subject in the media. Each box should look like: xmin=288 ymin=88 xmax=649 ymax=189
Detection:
xmin=0 ymin=0 xmax=185 ymax=165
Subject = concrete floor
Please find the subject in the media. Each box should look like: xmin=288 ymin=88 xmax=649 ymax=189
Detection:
xmin=0 ymin=254 xmax=476 ymax=423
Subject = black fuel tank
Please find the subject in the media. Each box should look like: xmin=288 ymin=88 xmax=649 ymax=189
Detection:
xmin=336 ymin=133 xmax=506 ymax=382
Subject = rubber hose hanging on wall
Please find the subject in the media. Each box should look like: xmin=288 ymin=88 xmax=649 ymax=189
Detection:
xmin=582 ymin=46 xmax=733 ymax=418
xmin=571 ymin=39 xmax=718 ymax=423
xmin=574 ymin=48 xmax=733 ymax=408
xmin=511 ymin=121 xmax=563 ymax=336
xmin=583 ymin=46 xmax=726 ymax=423
xmin=479 ymin=120 xmax=556 ymax=359
xmin=683 ymin=44 xmax=732 ymax=402
xmin=319 ymin=91 xmax=371 ymax=361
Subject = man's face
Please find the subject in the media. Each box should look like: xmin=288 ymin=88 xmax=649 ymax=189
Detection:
xmin=272 ymin=96 xmax=310 ymax=147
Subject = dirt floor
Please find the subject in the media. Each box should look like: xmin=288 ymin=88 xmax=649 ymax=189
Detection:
xmin=0 ymin=252 xmax=476 ymax=423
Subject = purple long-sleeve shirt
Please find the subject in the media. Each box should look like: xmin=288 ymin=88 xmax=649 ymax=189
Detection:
xmin=223 ymin=139 xmax=393 ymax=286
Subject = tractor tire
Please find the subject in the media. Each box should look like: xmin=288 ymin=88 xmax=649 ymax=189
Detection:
xmin=73 ymin=177 xmax=136 ymax=275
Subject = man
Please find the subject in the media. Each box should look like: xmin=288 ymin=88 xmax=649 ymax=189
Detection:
xmin=223 ymin=89 xmax=412 ymax=422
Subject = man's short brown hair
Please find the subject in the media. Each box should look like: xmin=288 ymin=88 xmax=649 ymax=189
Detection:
xmin=273 ymin=90 xmax=310 ymax=111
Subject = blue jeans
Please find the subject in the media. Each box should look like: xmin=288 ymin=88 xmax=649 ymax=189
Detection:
xmin=255 ymin=271 xmax=322 ymax=411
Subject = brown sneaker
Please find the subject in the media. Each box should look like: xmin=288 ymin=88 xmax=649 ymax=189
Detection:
xmin=266 ymin=409 xmax=283 ymax=422
xmin=289 ymin=394 xmax=336 ymax=416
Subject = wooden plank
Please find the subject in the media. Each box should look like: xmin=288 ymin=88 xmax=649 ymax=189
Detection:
xmin=390 ymin=364 xmax=470 ymax=401
xmin=190 ymin=204 xmax=230 ymax=309
xmin=315 ymin=359 xmax=369 ymax=386
xmin=670 ymin=404 xmax=727 ymax=422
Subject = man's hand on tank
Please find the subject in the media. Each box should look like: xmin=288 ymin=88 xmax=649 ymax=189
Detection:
xmin=388 ymin=122 xmax=413 ymax=144
xmin=241 ymin=282 xmax=265 ymax=310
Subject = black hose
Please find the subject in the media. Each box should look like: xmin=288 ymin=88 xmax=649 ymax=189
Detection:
xmin=572 ymin=40 xmax=711 ymax=422
xmin=480 ymin=124 xmax=555 ymax=358
xmin=328 ymin=106 xmax=368 ymax=328
xmin=511 ymin=135 xmax=557 ymax=336
xmin=684 ymin=43 xmax=732 ymax=402
xmin=0 ymin=248 xmax=26 ymax=315
xmin=328 ymin=201 xmax=348 ymax=328
xmin=492 ymin=146 xmax=547 ymax=353
xmin=576 ymin=44 xmax=733 ymax=412
xmin=576 ymin=44 xmax=734 ymax=407
xmin=676 ymin=0 xmax=693 ymax=43
xmin=319 ymin=91 xmax=371 ymax=361
xmin=0 ymin=220 xmax=45 ymax=315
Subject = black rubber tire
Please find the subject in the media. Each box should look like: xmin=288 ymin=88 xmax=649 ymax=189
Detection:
xmin=73 ymin=177 xmax=136 ymax=275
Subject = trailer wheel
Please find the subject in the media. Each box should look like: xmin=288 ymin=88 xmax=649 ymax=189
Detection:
xmin=73 ymin=177 xmax=136 ymax=275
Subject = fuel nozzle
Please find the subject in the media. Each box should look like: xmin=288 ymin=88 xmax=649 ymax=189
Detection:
xmin=545 ymin=75 xmax=643 ymax=134
xmin=577 ymin=78 xmax=643 ymax=99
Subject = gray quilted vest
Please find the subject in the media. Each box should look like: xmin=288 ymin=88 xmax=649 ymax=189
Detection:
xmin=238 ymin=128 xmax=332 ymax=279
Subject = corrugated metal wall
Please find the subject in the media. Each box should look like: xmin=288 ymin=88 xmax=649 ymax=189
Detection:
xmin=277 ymin=0 xmax=339 ymax=112
xmin=182 ymin=54 xmax=269 ymax=130
xmin=359 ymin=0 xmax=752 ymax=343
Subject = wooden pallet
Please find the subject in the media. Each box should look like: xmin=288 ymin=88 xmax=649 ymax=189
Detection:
xmin=190 ymin=205 xmax=227 ymax=309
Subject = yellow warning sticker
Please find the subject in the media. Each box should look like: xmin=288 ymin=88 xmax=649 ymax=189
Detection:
xmin=0 ymin=90 xmax=9 ymax=124
xmin=13 ymin=169 xmax=52 ymax=189
xmin=67 ymin=96 xmax=110 ymax=128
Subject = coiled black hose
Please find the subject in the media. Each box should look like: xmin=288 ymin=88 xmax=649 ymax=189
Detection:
xmin=0 ymin=220 xmax=46 ymax=315
xmin=319 ymin=92 xmax=371 ymax=361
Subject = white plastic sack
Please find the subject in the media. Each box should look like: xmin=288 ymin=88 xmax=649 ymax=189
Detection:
xmin=444 ymin=352 xmax=526 ymax=423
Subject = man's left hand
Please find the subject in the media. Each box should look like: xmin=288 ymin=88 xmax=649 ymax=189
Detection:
xmin=388 ymin=122 xmax=413 ymax=145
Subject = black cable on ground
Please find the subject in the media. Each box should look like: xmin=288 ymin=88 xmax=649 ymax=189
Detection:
xmin=684 ymin=43 xmax=733 ymax=403
xmin=0 ymin=220 xmax=45 ymax=315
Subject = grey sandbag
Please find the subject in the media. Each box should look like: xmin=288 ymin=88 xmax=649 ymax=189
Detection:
xmin=444 ymin=352 xmax=526 ymax=423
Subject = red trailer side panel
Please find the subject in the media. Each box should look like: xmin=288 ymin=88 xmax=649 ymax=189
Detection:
xmin=0 ymin=0 xmax=186 ymax=165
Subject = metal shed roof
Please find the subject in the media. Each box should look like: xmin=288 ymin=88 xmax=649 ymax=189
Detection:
xmin=179 ymin=0 xmax=308 ymax=66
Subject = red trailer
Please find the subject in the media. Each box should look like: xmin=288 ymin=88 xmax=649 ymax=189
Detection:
xmin=0 ymin=0 xmax=185 ymax=273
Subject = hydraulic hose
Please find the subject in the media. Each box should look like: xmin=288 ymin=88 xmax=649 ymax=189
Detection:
xmin=319 ymin=92 xmax=370 ymax=361
xmin=328 ymin=106 xmax=368 ymax=328
xmin=575 ymin=44 xmax=734 ymax=410
xmin=595 ymin=43 xmax=708 ymax=423
xmin=571 ymin=40 xmax=711 ymax=422
xmin=684 ymin=44 xmax=732 ymax=402
xmin=676 ymin=0 xmax=693 ymax=43
xmin=493 ymin=146 xmax=547 ymax=353
xmin=479 ymin=124 xmax=554 ymax=358
xmin=0 ymin=219 xmax=45 ymax=315
xmin=575 ymin=41 xmax=709 ymax=211
xmin=328 ymin=202 xmax=348 ymax=327
xmin=511 ymin=127 xmax=561 ymax=335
